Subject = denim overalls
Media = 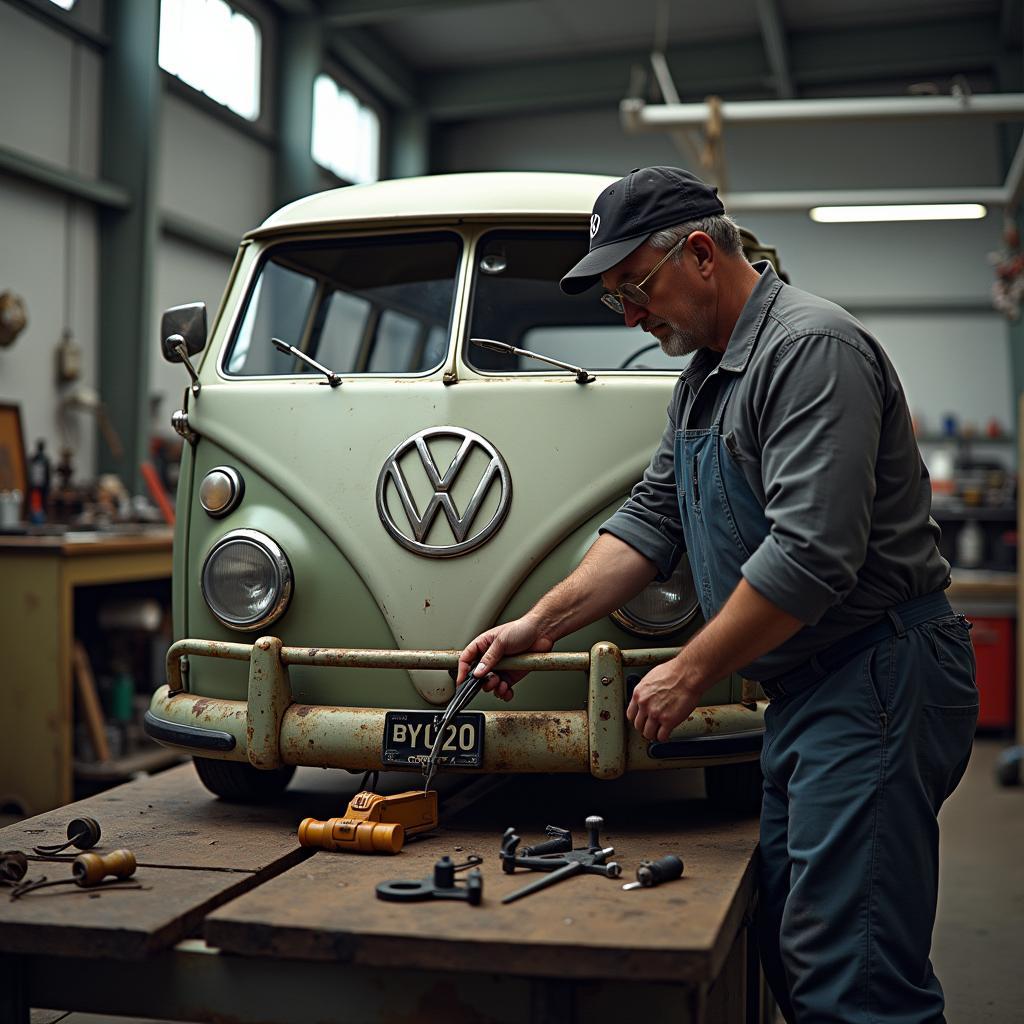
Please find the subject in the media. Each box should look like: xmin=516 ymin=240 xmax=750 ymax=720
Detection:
xmin=675 ymin=371 xmax=978 ymax=1023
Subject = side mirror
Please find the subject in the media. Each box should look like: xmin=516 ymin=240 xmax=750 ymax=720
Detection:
xmin=161 ymin=302 xmax=207 ymax=363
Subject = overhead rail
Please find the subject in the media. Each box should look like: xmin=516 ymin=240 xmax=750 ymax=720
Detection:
xmin=621 ymin=93 xmax=1024 ymax=129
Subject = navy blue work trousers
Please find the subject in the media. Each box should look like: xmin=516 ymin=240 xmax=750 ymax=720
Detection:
xmin=757 ymin=614 xmax=978 ymax=1023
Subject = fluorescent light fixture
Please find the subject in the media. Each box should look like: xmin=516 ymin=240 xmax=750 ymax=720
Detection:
xmin=810 ymin=204 xmax=987 ymax=223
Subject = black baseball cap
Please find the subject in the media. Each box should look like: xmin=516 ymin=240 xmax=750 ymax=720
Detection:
xmin=560 ymin=166 xmax=725 ymax=294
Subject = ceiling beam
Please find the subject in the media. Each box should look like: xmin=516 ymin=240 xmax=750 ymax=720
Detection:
xmin=756 ymin=0 xmax=794 ymax=99
xmin=425 ymin=36 xmax=771 ymax=120
xmin=321 ymin=0 xmax=521 ymax=28
xmin=328 ymin=26 xmax=420 ymax=108
xmin=423 ymin=15 xmax=999 ymax=122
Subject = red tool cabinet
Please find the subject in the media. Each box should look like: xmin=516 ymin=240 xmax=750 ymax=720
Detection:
xmin=966 ymin=616 xmax=1016 ymax=730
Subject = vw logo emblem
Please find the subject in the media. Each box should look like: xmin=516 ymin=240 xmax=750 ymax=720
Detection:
xmin=375 ymin=427 xmax=512 ymax=557
xmin=590 ymin=213 xmax=601 ymax=239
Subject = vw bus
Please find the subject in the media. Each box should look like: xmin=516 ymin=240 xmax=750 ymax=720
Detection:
xmin=145 ymin=172 xmax=777 ymax=807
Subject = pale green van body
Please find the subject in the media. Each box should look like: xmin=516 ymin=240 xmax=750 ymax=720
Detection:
xmin=145 ymin=171 xmax=767 ymax=798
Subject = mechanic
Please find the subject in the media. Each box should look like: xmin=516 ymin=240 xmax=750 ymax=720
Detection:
xmin=457 ymin=166 xmax=979 ymax=1023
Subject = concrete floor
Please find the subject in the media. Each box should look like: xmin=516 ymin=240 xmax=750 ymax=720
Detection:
xmin=21 ymin=737 xmax=1024 ymax=1023
xmin=932 ymin=738 xmax=1024 ymax=1023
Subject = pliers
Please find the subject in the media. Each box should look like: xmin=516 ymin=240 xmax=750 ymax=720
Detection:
xmin=422 ymin=661 xmax=504 ymax=792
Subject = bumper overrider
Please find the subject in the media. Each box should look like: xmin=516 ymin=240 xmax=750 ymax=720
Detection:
xmin=145 ymin=637 xmax=766 ymax=778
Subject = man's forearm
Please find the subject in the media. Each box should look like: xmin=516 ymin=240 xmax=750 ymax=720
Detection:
xmin=678 ymin=579 xmax=804 ymax=695
xmin=528 ymin=533 xmax=658 ymax=644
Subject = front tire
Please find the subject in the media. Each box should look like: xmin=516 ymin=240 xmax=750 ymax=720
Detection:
xmin=704 ymin=759 xmax=763 ymax=815
xmin=192 ymin=756 xmax=296 ymax=802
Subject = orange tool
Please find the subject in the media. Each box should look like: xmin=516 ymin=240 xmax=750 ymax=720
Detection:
xmin=298 ymin=789 xmax=438 ymax=854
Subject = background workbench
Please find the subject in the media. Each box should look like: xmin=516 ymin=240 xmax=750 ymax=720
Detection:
xmin=0 ymin=763 xmax=770 ymax=1024
xmin=0 ymin=528 xmax=174 ymax=816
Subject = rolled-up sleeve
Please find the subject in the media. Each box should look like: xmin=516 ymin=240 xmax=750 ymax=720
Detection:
xmin=741 ymin=332 xmax=883 ymax=624
xmin=599 ymin=377 xmax=686 ymax=581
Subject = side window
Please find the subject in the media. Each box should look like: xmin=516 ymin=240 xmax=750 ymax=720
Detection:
xmin=318 ymin=291 xmax=372 ymax=371
xmin=369 ymin=311 xmax=421 ymax=373
xmin=223 ymin=233 xmax=461 ymax=377
xmin=228 ymin=263 xmax=316 ymax=375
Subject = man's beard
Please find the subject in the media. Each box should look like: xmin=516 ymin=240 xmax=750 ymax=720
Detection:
xmin=650 ymin=311 xmax=709 ymax=357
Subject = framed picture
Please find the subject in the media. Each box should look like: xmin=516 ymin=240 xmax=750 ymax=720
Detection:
xmin=0 ymin=402 xmax=27 ymax=497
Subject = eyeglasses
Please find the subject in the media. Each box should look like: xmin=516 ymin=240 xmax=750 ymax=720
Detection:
xmin=600 ymin=234 xmax=690 ymax=315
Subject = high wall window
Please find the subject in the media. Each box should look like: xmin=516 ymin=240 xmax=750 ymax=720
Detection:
xmin=159 ymin=0 xmax=262 ymax=121
xmin=311 ymin=74 xmax=380 ymax=185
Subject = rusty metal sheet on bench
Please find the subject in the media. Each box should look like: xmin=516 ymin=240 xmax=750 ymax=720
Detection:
xmin=206 ymin=782 xmax=760 ymax=986
xmin=0 ymin=764 xmax=317 ymax=959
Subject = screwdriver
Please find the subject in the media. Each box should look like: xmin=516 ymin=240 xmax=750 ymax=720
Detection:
xmin=622 ymin=853 xmax=684 ymax=890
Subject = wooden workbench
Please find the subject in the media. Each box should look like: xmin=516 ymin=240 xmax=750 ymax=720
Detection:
xmin=0 ymin=528 xmax=173 ymax=815
xmin=0 ymin=764 xmax=769 ymax=1024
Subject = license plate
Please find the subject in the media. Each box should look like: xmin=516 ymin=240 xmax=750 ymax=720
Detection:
xmin=382 ymin=710 xmax=485 ymax=769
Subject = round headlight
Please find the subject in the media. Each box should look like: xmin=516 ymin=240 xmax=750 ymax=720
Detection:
xmin=201 ymin=529 xmax=292 ymax=631
xmin=610 ymin=555 xmax=700 ymax=637
xmin=199 ymin=466 xmax=244 ymax=517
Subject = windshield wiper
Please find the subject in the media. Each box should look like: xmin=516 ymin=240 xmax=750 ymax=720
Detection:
xmin=470 ymin=338 xmax=595 ymax=385
xmin=271 ymin=337 xmax=342 ymax=387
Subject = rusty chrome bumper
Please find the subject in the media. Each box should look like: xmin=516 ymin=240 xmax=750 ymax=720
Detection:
xmin=145 ymin=637 xmax=766 ymax=779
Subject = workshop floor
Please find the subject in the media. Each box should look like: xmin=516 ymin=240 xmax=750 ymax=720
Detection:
xmin=20 ymin=737 xmax=1024 ymax=1024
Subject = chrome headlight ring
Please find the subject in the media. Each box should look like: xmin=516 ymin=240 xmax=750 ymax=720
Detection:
xmin=200 ymin=529 xmax=293 ymax=632
xmin=610 ymin=556 xmax=701 ymax=638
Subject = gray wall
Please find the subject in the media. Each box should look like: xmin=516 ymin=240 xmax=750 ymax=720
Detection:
xmin=0 ymin=2 xmax=103 ymax=481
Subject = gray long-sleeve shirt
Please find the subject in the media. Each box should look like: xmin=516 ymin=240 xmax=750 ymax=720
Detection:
xmin=600 ymin=262 xmax=950 ymax=679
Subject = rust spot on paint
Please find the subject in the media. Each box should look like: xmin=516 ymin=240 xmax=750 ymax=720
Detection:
xmin=295 ymin=705 xmax=312 ymax=717
xmin=424 ymin=599 xmax=431 ymax=609
xmin=191 ymin=699 xmax=211 ymax=717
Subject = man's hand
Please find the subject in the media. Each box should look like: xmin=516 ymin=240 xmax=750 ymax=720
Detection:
xmin=457 ymin=616 xmax=554 ymax=703
xmin=627 ymin=656 xmax=701 ymax=741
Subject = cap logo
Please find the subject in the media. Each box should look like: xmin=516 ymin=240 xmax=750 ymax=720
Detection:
xmin=590 ymin=214 xmax=600 ymax=239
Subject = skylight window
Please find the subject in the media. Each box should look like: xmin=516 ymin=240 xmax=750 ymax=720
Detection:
xmin=159 ymin=0 xmax=261 ymax=122
xmin=312 ymin=74 xmax=381 ymax=185
xmin=48 ymin=0 xmax=76 ymax=8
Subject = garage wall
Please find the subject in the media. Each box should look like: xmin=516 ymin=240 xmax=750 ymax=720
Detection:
xmin=0 ymin=2 xmax=104 ymax=482
xmin=434 ymin=107 xmax=1012 ymax=456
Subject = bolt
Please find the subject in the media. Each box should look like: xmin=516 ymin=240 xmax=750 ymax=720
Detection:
xmin=601 ymin=676 xmax=611 ymax=686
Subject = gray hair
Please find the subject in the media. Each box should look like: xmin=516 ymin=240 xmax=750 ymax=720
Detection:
xmin=648 ymin=214 xmax=743 ymax=258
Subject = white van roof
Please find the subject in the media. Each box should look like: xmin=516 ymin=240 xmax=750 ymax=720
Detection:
xmin=246 ymin=171 xmax=614 ymax=239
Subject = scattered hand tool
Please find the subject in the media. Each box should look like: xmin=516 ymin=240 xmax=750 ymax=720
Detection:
xmin=32 ymin=816 xmax=102 ymax=858
xmin=298 ymin=788 xmax=438 ymax=854
xmin=500 ymin=816 xmax=621 ymax=904
xmin=376 ymin=855 xmax=483 ymax=905
xmin=422 ymin=660 xmax=497 ymax=793
xmin=622 ymin=854 xmax=685 ymax=890
xmin=10 ymin=849 xmax=137 ymax=900
xmin=0 ymin=851 xmax=30 ymax=888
